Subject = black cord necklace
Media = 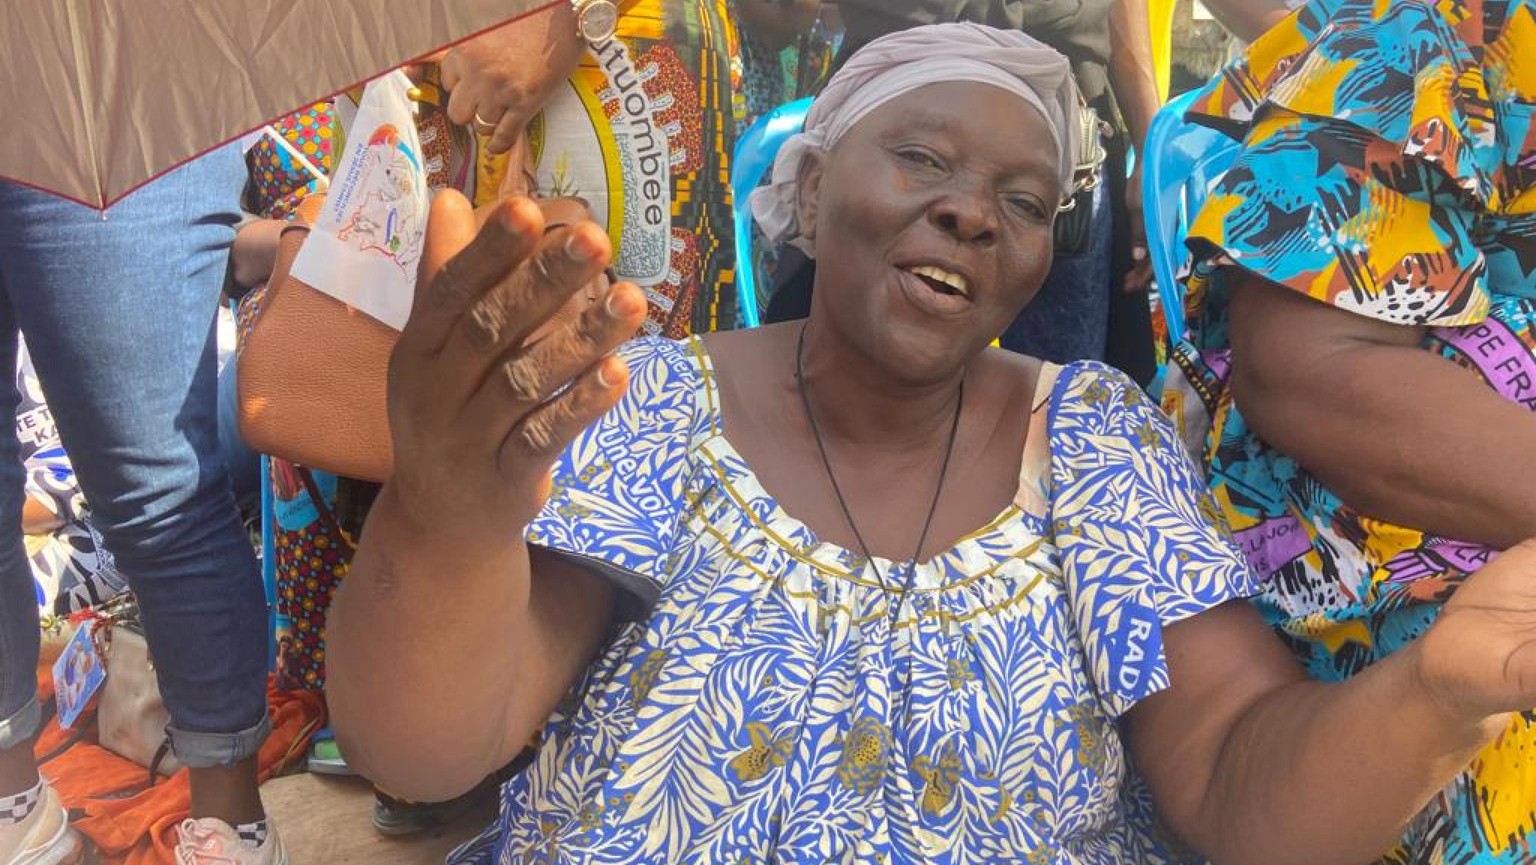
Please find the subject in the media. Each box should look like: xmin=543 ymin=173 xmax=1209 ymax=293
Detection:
xmin=794 ymin=323 xmax=964 ymax=624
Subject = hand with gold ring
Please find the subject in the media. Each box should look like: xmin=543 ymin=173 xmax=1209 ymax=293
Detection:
xmin=439 ymin=4 xmax=587 ymax=155
xmin=472 ymin=111 xmax=500 ymax=137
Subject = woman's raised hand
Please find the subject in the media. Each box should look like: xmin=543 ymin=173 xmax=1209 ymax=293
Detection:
xmin=386 ymin=191 xmax=647 ymax=533
xmin=1413 ymin=539 xmax=1536 ymax=723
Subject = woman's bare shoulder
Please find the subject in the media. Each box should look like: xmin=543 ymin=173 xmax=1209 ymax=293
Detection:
xmin=973 ymin=345 xmax=1047 ymax=403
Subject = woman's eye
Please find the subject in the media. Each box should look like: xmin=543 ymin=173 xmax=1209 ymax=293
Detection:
xmin=896 ymin=148 xmax=943 ymax=170
xmin=1007 ymin=196 xmax=1048 ymax=221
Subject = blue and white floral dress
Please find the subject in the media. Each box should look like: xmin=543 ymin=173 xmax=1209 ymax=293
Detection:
xmin=450 ymin=336 xmax=1256 ymax=865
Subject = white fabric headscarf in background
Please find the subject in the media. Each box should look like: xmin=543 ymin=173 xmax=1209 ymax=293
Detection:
xmin=749 ymin=22 xmax=1082 ymax=257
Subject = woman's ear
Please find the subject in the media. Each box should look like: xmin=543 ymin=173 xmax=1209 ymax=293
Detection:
xmin=794 ymin=148 xmax=827 ymax=247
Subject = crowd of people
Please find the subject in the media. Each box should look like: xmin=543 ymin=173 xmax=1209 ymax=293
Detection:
xmin=2 ymin=0 xmax=1535 ymax=864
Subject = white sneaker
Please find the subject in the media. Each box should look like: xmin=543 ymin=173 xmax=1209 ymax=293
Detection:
xmin=0 ymin=782 xmax=85 ymax=865
xmin=173 ymin=817 xmax=287 ymax=865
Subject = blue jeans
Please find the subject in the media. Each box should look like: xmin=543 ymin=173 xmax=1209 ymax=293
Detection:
xmin=0 ymin=147 xmax=271 ymax=768
xmin=999 ymin=174 xmax=1111 ymax=363
xmin=218 ymin=357 xmax=262 ymax=509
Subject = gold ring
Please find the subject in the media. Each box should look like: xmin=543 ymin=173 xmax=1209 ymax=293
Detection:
xmin=472 ymin=111 xmax=498 ymax=134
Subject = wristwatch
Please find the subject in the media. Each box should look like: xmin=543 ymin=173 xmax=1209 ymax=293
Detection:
xmin=571 ymin=0 xmax=620 ymax=44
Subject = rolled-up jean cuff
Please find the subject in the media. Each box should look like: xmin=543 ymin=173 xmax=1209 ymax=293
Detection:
xmin=0 ymin=697 xmax=42 ymax=751
xmin=167 ymin=713 xmax=272 ymax=769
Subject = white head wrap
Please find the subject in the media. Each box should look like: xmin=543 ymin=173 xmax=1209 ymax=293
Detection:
xmin=749 ymin=22 xmax=1081 ymax=256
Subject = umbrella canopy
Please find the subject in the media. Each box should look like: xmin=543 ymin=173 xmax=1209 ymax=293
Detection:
xmin=0 ymin=0 xmax=558 ymax=209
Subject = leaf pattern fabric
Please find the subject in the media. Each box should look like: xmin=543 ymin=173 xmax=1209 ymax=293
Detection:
xmin=449 ymin=337 xmax=1255 ymax=865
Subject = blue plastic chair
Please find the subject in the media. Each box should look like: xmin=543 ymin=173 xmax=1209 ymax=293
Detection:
xmin=731 ymin=97 xmax=814 ymax=328
xmin=1140 ymin=89 xmax=1241 ymax=342
xmin=259 ymin=455 xmax=278 ymax=669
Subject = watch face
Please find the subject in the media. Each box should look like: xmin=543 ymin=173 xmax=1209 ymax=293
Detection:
xmin=578 ymin=0 xmax=619 ymax=42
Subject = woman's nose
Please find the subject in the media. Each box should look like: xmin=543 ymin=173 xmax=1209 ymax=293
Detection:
xmin=929 ymin=185 xmax=997 ymax=245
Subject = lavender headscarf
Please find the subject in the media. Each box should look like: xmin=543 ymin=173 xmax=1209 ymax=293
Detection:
xmin=749 ymin=22 xmax=1081 ymax=256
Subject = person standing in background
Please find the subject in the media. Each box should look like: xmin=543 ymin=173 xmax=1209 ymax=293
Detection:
xmin=733 ymin=0 xmax=825 ymax=128
xmin=441 ymin=0 xmax=744 ymax=336
xmin=1167 ymin=0 xmax=1536 ymax=858
xmin=0 ymin=148 xmax=283 ymax=865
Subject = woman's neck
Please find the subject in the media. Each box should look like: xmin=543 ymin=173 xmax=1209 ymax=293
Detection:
xmin=793 ymin=322 xmax=966 ymax=455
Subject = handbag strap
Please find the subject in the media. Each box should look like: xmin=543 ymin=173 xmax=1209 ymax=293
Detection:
xmin=294 ymin=466 xmax=357 ymax=555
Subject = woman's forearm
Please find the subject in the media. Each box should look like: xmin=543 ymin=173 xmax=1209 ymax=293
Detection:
xmin=326 ymin=488 xmax=611 ymax=802
xmin=325 ymin=489 xmax=532 ymax=800
xmin=1231 ymin=278 xmax=1536 ymax=548
xmin=1109 ymin=0 xmax=1161 ymax=149
xmin=231 ymin=218 xmax=285 ymax=290
xmin=1194 ymin=644 xmax=1504 ymax=865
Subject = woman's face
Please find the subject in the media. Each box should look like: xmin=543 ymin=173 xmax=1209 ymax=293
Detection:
xmin=799 ymin=81 xmax=1062 ymax=382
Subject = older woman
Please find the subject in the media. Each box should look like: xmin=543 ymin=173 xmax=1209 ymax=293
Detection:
xmin=325 ymin=24 xmax=1536 ymax=865
xmin=1165 ymin=0 xmax=1536 ymax=860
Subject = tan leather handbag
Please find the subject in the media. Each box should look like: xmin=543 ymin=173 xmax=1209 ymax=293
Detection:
xmin=236 ymin=188 xmax=604 ymax=482
xmin=236 ymin=194 xmax=399 ymax=482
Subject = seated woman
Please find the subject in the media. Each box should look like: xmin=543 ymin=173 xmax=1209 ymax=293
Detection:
xmin=326 ymin=23 xmax=1536 ymax=865
xmin=1165 ymin=0 xmax=1536 ymax=860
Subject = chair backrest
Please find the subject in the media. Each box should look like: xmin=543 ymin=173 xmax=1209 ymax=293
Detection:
xmin=731 ymin=97 xmax=814 ymax=328
xmin=1141 ymin=89 xmax=1241 ymax=340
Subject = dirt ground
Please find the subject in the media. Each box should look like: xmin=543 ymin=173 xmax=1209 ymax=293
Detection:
xmin=262 ymin=772 xmax=493 ymax=865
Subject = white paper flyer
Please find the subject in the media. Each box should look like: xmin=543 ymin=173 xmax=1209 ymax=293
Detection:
xmin=289 ymin=71 xmax=427 ymax=332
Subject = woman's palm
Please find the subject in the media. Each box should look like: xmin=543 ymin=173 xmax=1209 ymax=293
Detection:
xmin=1419 ymin=539 xmax=1536 ymax=720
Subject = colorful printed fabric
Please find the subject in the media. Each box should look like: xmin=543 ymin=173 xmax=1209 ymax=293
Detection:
xmin=449 ymin=337 xmax=1256 ymax=865
xmin=18 ymin=338 xmax=128 ymax=617
xmin=269 ymin=462 xmax=351 ymax=692
xmin=1166 ymin=1 xmax=1536 ymax=862
xmin=245 ymin=103 xmax=334 ymax=222
xmin=525 ymin=0 xmax=743 ymax=336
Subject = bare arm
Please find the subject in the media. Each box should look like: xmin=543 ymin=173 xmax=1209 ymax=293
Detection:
xmin=327 ymin=496 xmax=613 ymax=801
xmin=1108 ymin=0 xmax=1160 ymax=151
xmin=231 ymin=218 xmax=285 ymax=291
xmin=22 ymin=496 xmax=64 ymax=535
xmin=1229 ymin=274 xmax=1536 ymax=548
xmin=1126 ymin=599 xmax=1506 ymax=865
xmin=1108 ymin=0 xmax=1161 ymax=289
xmin=325 ymin=192 xmax=648 ymax=802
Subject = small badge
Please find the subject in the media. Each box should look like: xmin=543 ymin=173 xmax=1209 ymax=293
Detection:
xmin=53 ymin=621 xmax=106 ymax=729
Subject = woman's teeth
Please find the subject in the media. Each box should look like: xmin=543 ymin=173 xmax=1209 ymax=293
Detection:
xmin=906 ymin=265 xmax=969 ymax=297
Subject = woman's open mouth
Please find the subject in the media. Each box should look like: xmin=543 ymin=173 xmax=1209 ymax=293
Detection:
xmin=896 ymin=264 xmax=974 ymax=316
xmin=905 ymin=264 xmax=970 ymax=298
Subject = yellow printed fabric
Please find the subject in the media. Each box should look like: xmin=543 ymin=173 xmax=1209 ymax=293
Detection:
xmin=526 ymin=0 xmax=744 ymax=337
xmin=1167 ymin=1 xmax=1536 ymax=862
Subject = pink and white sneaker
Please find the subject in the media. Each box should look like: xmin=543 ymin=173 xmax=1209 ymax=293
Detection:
xmin=173 ymin=817 xmax=287 ymax=865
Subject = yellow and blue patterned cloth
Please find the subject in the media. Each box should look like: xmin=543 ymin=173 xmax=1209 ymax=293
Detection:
xmin=1168 ymin=0 xmax=1536 ymax=861
xmin=450 ymin=337 xmax=1254 ymax=864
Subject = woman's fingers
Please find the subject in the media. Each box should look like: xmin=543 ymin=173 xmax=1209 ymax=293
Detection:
xmin=443 ymin=74 xmax=483 ymax=127
xmin=446 ymin=221 xmax=612 ymax=365
xmin=501 ymin=354 xmax=631 ymax=492
xmin=438 ymin=50 xmax=463 ymax=92
xmin=405 ymin=193 xmax=544 ymax=355
xmin=487 ymin=110 xmax=524 ymax=156
xmin=464 ymin=279 xmax=644 ymax=432
xmin=405 ymin=192 xmax=537 ymax=351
